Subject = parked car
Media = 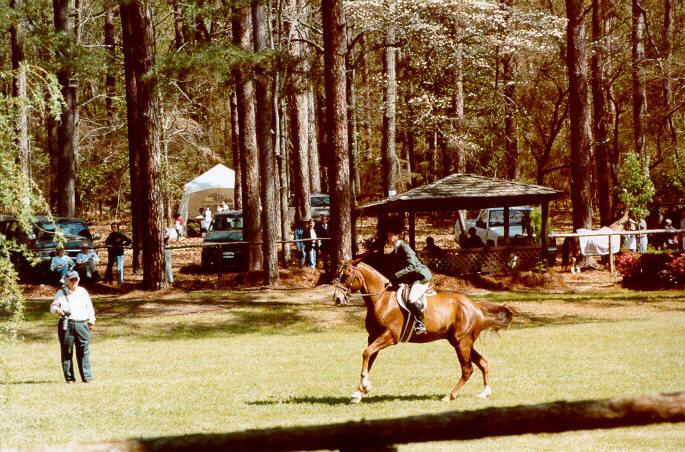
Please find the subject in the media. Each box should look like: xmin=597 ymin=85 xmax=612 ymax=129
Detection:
xmin=0 ymin=217 xmax=100 ymax=280
xmin=201 ymin=213 xmax=247 ymax=272
xmin=455 ymin=206 xmax=533 ymax=247
xmin=288 ymin=193 xmax=330 ymax=223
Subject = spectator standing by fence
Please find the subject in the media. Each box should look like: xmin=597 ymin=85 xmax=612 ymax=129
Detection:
xmin=293 ymin=220 xmax=305 ymax=266
xmin=638 ymin=217 xmax=648 ymax=252
xmin=303 ymin=219 xmax=317 ymax=269
xmin=623 ymin=221 xmax=637 ymax=253
xmin=103 ymin=223 xmax=131 ymax=286
xmin=174 ymin=214 xmax=185 ymax=240
xmin=315 ymin=216 xmax=331 ymax=276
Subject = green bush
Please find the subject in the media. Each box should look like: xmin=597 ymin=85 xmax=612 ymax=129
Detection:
xmin=618 ymin=250 xmax=685 ymax=289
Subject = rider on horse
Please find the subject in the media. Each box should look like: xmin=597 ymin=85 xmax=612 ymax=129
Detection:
xmin=384 ymin=217 xmax=433 ymax=335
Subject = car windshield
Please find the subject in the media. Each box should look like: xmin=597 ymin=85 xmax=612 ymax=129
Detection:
xmin=34 ymin=221 xmax=91 ymax=240
xmin=311 ymin=195 xmax=329 ymax=207
xmin=212 ymin=215 xmax=243 ymax=231
xmin=488 ymin=210 xmax=528 ymax=228
xmin=222 ymin=231 xmax=243 ymax=241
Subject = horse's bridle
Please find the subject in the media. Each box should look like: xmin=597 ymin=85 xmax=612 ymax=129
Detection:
xmin=332 ymin=264 xmax=388 ymax=305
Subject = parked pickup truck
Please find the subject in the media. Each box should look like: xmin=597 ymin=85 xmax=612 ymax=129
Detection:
xmin=455 ymin=206 xmax=533 ymax=247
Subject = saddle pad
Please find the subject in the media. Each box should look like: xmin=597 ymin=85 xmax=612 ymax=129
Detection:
xmin=396 ymin=284 xmax=431 ymax=311
xmin=395 ymin=284 xmax=431 ymax=343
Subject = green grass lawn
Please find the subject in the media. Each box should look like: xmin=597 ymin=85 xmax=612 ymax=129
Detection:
xmin=1 ymin=288 xmax=684 ymax=449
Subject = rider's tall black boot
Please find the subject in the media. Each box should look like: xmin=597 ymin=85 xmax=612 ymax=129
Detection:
xmin=410 ymin=301 xmax=427 ymax=335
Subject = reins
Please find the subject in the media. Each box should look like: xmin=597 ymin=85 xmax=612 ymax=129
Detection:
xmin=333 ymin=264 xmax=388 ymax=303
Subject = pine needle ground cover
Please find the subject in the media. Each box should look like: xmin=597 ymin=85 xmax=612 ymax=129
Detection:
xmin=1 ymin=288 xmax=684 ymax=449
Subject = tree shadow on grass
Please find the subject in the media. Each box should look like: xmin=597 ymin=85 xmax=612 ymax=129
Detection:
xmin=510 ymin=312 xmax=612 ymax=329
xmin=16 ymin=306 xmax=322 ymax=343
xmin=0 ymin=379 xmax=53 ymax=385
xmin=247 ymin=393 xmax=444 ymax=406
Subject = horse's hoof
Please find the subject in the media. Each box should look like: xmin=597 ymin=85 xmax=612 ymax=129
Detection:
xmin=441 ymin=394 xmax=453 ymax=402
xmin=477 ymin=385 xmax=492 ymax=398
xmin=350 ymin=391 xmax=363 ymax=404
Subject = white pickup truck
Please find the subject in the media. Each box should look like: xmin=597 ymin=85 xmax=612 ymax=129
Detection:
xmin=455 ymin=206 xmax=533 ymax=246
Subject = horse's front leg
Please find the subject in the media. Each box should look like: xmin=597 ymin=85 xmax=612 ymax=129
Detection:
xmin=350 ymin=330 xmax=394 ymax=404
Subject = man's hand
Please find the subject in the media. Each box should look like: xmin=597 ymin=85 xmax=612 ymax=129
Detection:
xmin=55 ymin=308 xmax=65 ymax=317
xmin=87 ymin=323 xmax=94 ymax=332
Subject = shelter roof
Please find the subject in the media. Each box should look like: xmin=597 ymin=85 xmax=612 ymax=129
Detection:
xmin=358 ymin=173 xmax=563 ymax=215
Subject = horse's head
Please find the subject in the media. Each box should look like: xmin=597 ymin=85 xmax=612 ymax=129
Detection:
xmin=332 ymin=260 xmax=365 ymax=306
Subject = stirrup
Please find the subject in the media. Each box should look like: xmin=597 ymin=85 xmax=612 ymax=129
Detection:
xmin=414 ymin=320 xmax=427 ymax=335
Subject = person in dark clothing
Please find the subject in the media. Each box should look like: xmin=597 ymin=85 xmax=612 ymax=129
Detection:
xmin=103 ymin=223 xmax=132 ymax=285
xmin=384 ymin=217 xmax=432 ymax=335
xmin=463 ymin=227 xmax=485 ymax=248
xmin=315 ymin=216 xmax=331 ymax=276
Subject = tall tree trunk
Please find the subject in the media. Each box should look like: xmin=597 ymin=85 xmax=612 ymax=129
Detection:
xmin=104 ymin=3 xmax=116 ymax=126
xmin=565 ymin=0 xmax=594 ymax=230
xmin=592 ymin=0 xmax=611 ymax=225
xmin=406 ymin=89 xmax=417 ymax=187
xmin=289 ymin=93 xmax=311 ymax=221
xmin=230 ymin=92 xmax=242 ymax=209
xmin=120 ymin=1 xmax=142 ymax=273
xmin=53 ymin=0 xmax=78 ymax=217
xmin=287 ymin=0 xmax=311 ymax=222
xmin=308 ymin=89 xmax=322 ymax=193
xmin=661 ymin=0 xmax=675 ymax=144
xmin=501 ymin=0 xmax=518 ymax=180
xmin=346 ymin=55 xmax=359 ymax=200
xmin=380 ymin=22 xmax=398 ymax=196
xmin=121 ymin=0 xmax=167 ymax=289
xmin=252 ymin=1 xmax=278 ymax=285
xmin=453 ymin=42 xmax=465 ymax=173
xmin=11 ymin=0 xmax=29 ymax=178
xmin=322 ymin=0 xmax=352 ymax=271
xmin=232 ymin=6 xmax=262 ymax=272
xmin=631 ymin=0 xmax=648 ymax=171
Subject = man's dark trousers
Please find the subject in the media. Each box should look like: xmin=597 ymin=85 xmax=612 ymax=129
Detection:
xmin=58 ymin=320 xmax=92 ymax=382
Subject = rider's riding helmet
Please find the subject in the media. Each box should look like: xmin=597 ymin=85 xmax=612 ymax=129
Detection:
xmin=385 ymin=215 xmax=405 ymax=235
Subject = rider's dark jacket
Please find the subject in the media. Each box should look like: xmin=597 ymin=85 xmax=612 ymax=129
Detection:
xmin=385 ymin=240 xmax=433 ymax=285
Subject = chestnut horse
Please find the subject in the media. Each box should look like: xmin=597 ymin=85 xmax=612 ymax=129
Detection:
xmin=334 ymin=260 xmax=513 ymax=404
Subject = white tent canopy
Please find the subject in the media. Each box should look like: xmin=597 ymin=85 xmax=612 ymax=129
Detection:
xmin=179 ymin=164 xmax=235 ymax=223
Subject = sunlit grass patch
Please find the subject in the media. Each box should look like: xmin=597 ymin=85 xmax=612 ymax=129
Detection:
xmin=1 ymin=289 xmax=684 ymax=449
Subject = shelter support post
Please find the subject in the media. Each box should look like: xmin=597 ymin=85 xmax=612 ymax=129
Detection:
xmin=408 ymin=210 xmax=416 ymax=249
xmin=541 ymin=201 xmax=549 ymax=259
xmin=503 ymin=206 xmax=510 ymax=245
xmin=609 ymin=234 xmax=615 ymax=273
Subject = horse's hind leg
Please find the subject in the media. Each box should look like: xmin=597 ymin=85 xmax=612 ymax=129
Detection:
xmin=442 ymin=336 xmax=474 ymax=402
xmin=472 ymin=349 xmax=492 ymax=398
xmin=350 ymin=330 xmax=394 ymax=404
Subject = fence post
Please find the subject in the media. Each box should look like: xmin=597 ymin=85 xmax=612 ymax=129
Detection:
xmin=608 ymin=234 xmax=614 ymax=273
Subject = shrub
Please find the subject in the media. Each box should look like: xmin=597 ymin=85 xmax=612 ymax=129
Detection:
xmin=663 ymin=253 xmax=685 ymax=286
xmin=615 ymin=252 xmax=640 ymax=280
xmin=618 ymin=251 xmax=685 ymax=289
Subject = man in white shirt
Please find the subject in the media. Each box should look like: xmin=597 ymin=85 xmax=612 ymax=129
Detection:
xmin=74 ymin=243 xmax=100 ymax=282
xmin=50 ymin=270 xmax=96 ymax=383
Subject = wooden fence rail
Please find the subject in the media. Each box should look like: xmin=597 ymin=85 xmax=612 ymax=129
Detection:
xmin=43 ymin=392 xmax=685 ymax=452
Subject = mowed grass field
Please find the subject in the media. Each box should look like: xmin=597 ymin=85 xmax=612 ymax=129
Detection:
xmin=1 ymin=287 xmax=684 ymax=450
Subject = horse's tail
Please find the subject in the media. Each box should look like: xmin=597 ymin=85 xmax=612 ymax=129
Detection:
xmin=476 ymin=300 xmax=514 ymax=333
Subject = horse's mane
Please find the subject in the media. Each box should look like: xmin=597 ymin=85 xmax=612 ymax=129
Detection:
xmin=356 ymin=261 xmax=389 ymax=283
